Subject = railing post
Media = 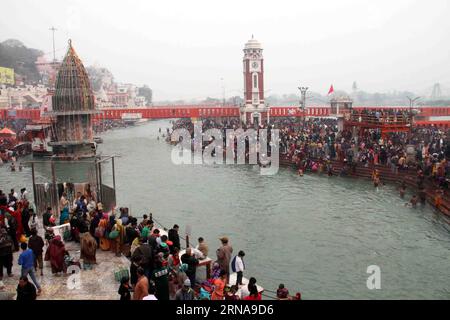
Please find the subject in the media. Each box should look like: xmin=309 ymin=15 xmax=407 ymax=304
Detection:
xmin=112 ymin=157 xmax=116 ymax=208
xmin=31 ymin=162 xmax=37 ymax=212
xmin=51 ymin=161 xmax=58 ymax=217
xmin=98 ymin=162 xmax=102 ymax=203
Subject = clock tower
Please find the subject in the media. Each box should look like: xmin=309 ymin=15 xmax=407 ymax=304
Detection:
xmin=240 ymin=36 xmax=268 ymax=126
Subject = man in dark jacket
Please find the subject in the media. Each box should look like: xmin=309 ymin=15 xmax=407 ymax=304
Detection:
xmin=42 ymin=207 xmax=53 ymax=228
xmin=0 ymin=190 xmax=7 ymax=207
xmin=0 ymin=226 xmax=14 ymax=280
xmin=125 ymin=221 xmax=139 ymax=245
xmin=16 ymin=276 xmax=36 ymax=300
xmin=78 ymin=214 xmax=89 ymax=234
xmin=6 ymin=213 xmax=19 ymax=252
xmin=21 ymin=206 xmax=31 ymax=237
xmin=28 ymin=228 xmax=45 ymax=276
xmin=89 ymin=211 xmax=103 ymax=245
xmin=168 ymin=224 xmax=180 ymax=253
xmin=8 ymin=189 xmax=17 ymax=210
xmin=132 ymin=240 xmax=154 ymax=278
xmin=181 ymin=248 xmax=199 ymax=288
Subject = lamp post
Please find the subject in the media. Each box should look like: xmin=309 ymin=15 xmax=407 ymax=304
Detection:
xmin=298 ymin=86 xmax=308 ymax=128
xmin=49 ymin=26 xmax=57 ymax=62
xmin=406 ymin=96 xmax=420 ymax=135
xmin=221 ymin=77 xmax=225 ymax=107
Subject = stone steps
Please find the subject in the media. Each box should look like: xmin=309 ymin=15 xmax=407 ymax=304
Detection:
xmin=279 ymin=156 xmax=450 ymax=217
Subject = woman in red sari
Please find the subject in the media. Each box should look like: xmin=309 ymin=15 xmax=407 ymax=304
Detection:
xmin=45 ymin=235 xmax=67 ymax=274
xmin=244 ymin=285 xmax=262 ymax=300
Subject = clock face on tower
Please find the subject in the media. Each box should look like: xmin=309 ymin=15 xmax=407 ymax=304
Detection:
xmin=250 ymin=61 xmax=260 ymax=72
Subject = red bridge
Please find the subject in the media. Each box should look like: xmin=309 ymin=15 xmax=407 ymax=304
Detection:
xmin=93 ymin=105 xmax=330 ymax=120
xmin=1 ymin=105 xmax=449 ymax=127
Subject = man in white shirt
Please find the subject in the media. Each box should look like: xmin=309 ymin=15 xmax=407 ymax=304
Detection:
xmin=142 ymin=285 xmax=158 ymax=300
xmin=232 ymin=250 xmax=245 ymax=286
xmin=20 ymin=188 xmax=28 ymax=201
xmin=191 ymin=247 xmax=205 ymax=260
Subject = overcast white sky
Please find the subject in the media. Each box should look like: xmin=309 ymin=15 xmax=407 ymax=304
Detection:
xmin=1 ymin=0 xmax=449 ymax=101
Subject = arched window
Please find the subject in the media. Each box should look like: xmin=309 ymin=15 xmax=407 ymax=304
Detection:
xmin=253 ymin=73 xmax=258 ymax=89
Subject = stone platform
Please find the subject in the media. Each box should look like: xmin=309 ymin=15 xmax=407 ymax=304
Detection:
xmin=1 ymin=236 xmax=130 ymax=300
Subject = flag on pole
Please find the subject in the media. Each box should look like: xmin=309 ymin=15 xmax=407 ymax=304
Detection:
xmin=327 ymin=85 xmax=334 ymax=95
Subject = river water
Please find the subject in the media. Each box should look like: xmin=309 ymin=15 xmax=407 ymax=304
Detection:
xmin=1 ymin=119 xmax=450 ymax=299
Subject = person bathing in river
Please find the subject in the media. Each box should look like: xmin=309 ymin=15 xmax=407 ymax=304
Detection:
xmin=372 ymin=169 xmax=380 ymax=187
xmin=418 ymin=187 xmax=427 ymax=205
xmin=434 ymin=188 xmax=444 ymax=209
xmin=399 ymin=181 xmax=407 ymax=198
xmin=410 ymin=195 xmax=418 ymax=208
xmin=373 ymin=175 xmax=380 ymax=188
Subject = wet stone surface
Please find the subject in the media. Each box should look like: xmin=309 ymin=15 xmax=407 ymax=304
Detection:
xmin=1 ymin=232 xmax=130 ymax=300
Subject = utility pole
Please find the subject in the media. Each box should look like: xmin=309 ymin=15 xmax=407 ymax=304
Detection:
xmin=221 ymin=77 xmax=225 ymax=106
xmin=298 ymin=86 xmax=309 ymax=128
xmin=49 ymin=26 xmax=57 ymax=62
xmin=406 ymin=96 xmax=420 ymax=136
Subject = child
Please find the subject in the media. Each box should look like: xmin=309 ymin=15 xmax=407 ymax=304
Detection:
xmin=118 ymin=277 xmax=131 ymax=300
xmin=277 ymin=283 xmax=290 ymax=300
xmin=199 ymin=281 xmax=212 ymax=300
xmin=224 ymin=285 xmax=240 ymax=300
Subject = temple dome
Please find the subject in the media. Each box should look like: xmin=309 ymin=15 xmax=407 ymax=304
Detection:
xmin=52 ymin=40 xmax=95 ymax=112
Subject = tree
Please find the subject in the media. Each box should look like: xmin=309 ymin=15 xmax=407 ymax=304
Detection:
xmin=202 ymin=97 xmax=221 ymax=105
xmin=0 ymin=39 xmax=43 ymax=84
xmin=138 ymin=85 xmax=153 ymax=104
xmin=226 ymin=96 xmax=243 ymax=105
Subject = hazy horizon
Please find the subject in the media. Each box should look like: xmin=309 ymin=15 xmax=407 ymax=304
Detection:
xmin=1 ymin=0 xmax=449 ymax=101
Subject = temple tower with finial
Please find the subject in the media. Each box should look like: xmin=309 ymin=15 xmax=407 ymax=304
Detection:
xmin=240 ymin=36 xmax=268 ymax=127
xmin=48 ymin=40 xmax=99 ymax=159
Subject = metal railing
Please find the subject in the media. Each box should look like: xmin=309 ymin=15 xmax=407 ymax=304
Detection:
xmin=349 ymin=112 xmax=411 ymax=125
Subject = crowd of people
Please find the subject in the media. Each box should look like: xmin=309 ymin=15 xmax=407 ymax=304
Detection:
xmin=276 ymin=117 xmax=449 ymax=209
xmin=349 ymin=108 xmax=411 ymax=124
xmin=168 ymin=116 xmax=449 ymax=184
xmin=0 ymin=188 xmax=300 ymax=300
xmin=168 ymin=116 xmax=449 ymax=211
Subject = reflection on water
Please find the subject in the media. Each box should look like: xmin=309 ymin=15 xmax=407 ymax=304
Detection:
xmin=1 ymin=120 xmax=450 ymax=299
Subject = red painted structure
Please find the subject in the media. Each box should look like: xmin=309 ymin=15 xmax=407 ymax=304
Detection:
xmin=1 ymin=105 xmax=449 ymax=127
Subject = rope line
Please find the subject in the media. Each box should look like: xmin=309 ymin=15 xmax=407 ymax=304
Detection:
xmin=134 ymin=213 xmax=301 ymax=297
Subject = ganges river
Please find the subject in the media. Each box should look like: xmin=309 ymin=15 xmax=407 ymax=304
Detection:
xmin=1 ymin=119 xmax=450 ymax=299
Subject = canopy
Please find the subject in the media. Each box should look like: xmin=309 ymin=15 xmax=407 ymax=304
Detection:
xmin=0 ymin=127 xmax=17 ymax=137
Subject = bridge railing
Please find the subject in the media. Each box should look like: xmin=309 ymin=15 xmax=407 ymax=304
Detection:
xmin=348 ymin=112 xmax=411 ymax=125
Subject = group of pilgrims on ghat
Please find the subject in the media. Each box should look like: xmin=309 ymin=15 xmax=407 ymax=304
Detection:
xmin=0 ymin=188 xmax=300 ymax=300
